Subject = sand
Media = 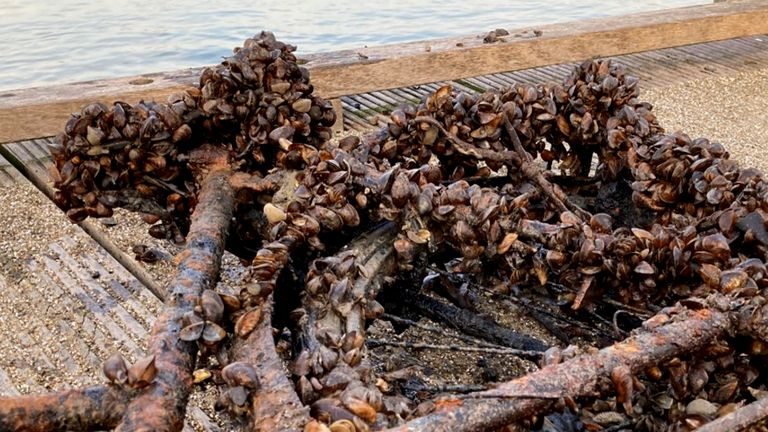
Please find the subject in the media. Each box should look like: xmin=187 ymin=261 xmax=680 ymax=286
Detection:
xmin=643 ymin=68 xmax=768 ymax=173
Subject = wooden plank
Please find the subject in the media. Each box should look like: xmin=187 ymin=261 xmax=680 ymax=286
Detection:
xmin=27 ymin=259 xmax=113 ymax=359
xmin=0 ymin=275 xmax=21 ymax=396
xmin=0 ymin=138 xmax=166 ymax=300
xmin=40 ymin=253 xmax=143 ymax=355
xmin=80 ymin=254 xmax=157 ymax=326
xmin=22 ymin=261 xmax=106 ymax=372
xmin=304 ymin=0 xmax=768 ymax=94
xmin=2 ymin=1 xmax=768 ymax=143
xmin=188 ymin=407 xmax=222 ymax=432
xmin=330 ymin=98 xmax=345 ymax=134
xmin=0 ymin=83 xmax=196 ymax=144
xmin=674 ymin=46 xmax=740 ymax=74
xmin=725 ymin=38 xmax=768 ymax=63
xmin=0 ymin=368 xmax=19 ymax=396
xmin=49 ymin=243 xmax=149 ymax=342
xmin=88 ymin=246 xmax=165 ymax=309
xmin=368 ymin=90 xmax=403 ymax=106
xmin=0 ymin=154 xmax=20 ymax=187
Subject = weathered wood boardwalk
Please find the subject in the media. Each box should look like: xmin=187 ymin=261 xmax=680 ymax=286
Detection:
xmin=339 ymin=34 xmax=768 ymax=130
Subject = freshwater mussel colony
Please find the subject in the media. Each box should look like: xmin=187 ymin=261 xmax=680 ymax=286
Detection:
xmin=51 ymin=31 xmax=336 ymax=243
xmin=50 ymin=32 xmax=768 ymax=432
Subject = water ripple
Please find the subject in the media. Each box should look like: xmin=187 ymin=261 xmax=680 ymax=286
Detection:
xmin=0 ymin=0 xmax=707 ymax=91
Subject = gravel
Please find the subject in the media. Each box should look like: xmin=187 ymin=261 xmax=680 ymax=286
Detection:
xmin=643 ymin=67 xmax=768 ymax=172
xmin=0 ymin=180 xmax=224 ymax=430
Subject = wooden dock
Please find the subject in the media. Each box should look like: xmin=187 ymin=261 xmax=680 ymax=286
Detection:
xmin=3 ymin=0 xmax=768 ymax=143
xmin=1 ymin=1 xmax=768 ymax=429
xmin=339 ymin=34 xmax=768 ymax=131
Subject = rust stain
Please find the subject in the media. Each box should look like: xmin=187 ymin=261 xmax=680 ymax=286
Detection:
xmin=434 ymin=398 xmax=464 ymax=411
xmin=115 ymin=168 xmax=234 ymax=431
xmin=0 ymin=386 xmax=130 ymax=431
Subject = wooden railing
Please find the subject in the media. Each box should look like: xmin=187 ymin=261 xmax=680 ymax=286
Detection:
xmin=1 ymin=0 xmax=768 ymax=143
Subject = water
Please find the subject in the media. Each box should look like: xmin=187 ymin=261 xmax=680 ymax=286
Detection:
xmin=0 ymin=0 xmax=708 ymax=91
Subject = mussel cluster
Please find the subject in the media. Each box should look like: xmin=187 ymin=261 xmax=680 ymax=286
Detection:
xmin=630 ymin=132 xmax=768 ymax=220
xmin=51 ymin=90 xmax=203 ymax=240
xmin=357 ymin=66 xmax=768 ymax=429
xmin=51 ymin=31 xmax=337 ymax=242
xmin=622 ymin=335 xmax=764 ymax=431
xmin=51 ymin=31 xmax=768 ymax=431
xmin=198 ymin=30 xmax=337 ymax=172
xmin=228 ymin=62 xmax=676 ymax=429
xmin=370 ymin=59 xmax=661 ymax=182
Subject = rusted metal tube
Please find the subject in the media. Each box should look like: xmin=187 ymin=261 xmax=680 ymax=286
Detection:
xmin=115 ymin=166 xmax=234 ymax=432
xmin=696 ymin=394 xmax=768 ymax=432
xmin=230 ymin=294 xmax=311 ymax=432
xmin=385 ymin=307 xmax=733 ymax=432
xmin=0 ymin=385 xmax=130 ymax=431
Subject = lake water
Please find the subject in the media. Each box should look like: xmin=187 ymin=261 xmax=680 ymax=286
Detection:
xmin=0 ymin=0 xmax=708 ymax=91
